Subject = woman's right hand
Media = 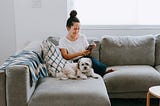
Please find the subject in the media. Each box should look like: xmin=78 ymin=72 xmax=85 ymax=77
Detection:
xmin=81 ymin=50 xmax=91 ymax=56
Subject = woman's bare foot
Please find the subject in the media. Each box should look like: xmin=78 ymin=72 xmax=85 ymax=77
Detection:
xmin=105 ymin=68 xmax=114 ymax=74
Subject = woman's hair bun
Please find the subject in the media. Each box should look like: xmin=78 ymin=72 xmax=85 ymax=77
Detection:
xmin=70 ymin=10 xmax=77 ymax=18
xmin=66 ymin=10 xmax=79 ymax=27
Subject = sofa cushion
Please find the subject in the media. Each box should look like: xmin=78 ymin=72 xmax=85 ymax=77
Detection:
xmin=47 ymin=36 xmax=60 ymax=46
xmin=103 ymin=65 xmax=160 ymax=94
xmin=41 ymin=40 xmax=71 ymax=77
xmin=155 ymin=65 xmax=160 ymax=73
xmin=155 ymin=34 xmax=160 ymax=65
xmin=28 ymin=76 xmax=111 ymax=106
xmin=100 ymin=35 xmax=155 ymax=66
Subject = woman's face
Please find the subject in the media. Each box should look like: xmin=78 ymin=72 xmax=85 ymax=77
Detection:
xmin=67 ymin=22 xmax=80 ymax=36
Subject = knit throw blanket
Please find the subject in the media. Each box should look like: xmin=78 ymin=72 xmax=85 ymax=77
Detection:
xmin=0 ymin=50 xmax=48 ymax=82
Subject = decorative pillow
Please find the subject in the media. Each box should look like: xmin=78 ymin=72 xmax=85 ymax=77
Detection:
xmin=41 ymin=39 xmax=71 ymax=77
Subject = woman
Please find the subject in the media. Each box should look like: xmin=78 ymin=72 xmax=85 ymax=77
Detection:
xmin=59 ymin=10 xmax=113 ymax=76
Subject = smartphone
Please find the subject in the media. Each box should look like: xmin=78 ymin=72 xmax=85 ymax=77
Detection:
xmin=86 ymin=44 xmax=94 ymax=51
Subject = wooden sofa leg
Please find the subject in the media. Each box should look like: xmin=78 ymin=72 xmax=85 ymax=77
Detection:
xmin=146 ymin=92 xmax=150 ymax=106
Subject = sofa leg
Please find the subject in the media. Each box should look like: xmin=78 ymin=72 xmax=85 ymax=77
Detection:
xmin=146 ymin=92 xmax=150 ymax=106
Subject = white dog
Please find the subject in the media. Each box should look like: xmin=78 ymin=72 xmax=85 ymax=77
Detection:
xmin=56 ymin=58 xmax=98 ymax=80
xmin=77 ymin=57 xmax=98 ymax=79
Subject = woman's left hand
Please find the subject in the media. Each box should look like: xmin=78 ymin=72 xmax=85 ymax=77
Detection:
xmin=91 ymin=41 xmax=96 ymax=48
xmin=93 ymin=42 xmax=96 ymax=48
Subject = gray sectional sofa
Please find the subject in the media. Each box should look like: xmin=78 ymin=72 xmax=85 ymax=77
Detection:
xmin=1 ymin=34 xmax=160 ymax=106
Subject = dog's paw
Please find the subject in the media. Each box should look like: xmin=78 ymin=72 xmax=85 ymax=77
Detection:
xmin=58 ymin=77 xmax=68 ymax=80
xmin=92 ymin=76 xmax=99 ymax=79
xmin=81 ymin=77 xmax=87 ymax=80
xmin=70 ymin=76 xmax=78 ymax=80
xmin=88 ymin=74 xmax=99 ymax=79
xmin=68 ymin=75 xmax=77 ymax=79
xmin=79 ymin=74 xmax=88 ymax=80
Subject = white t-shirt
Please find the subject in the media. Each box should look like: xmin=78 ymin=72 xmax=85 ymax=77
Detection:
xmin=59 ymin=34 xmax=89 ymax=60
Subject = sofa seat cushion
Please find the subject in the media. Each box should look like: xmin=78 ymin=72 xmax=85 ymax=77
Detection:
xmin=103 ymin=65 xmax=160 ymax=93
xmin=28 ymin=75 xmax=111 ymax=106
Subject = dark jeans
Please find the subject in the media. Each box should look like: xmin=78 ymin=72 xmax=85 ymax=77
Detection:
xmin=73 ymin=56 xmax=107 ymax=76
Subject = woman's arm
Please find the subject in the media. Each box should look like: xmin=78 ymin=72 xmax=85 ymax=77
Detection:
xmin=60 ymin=48 xmax=90 ymax=60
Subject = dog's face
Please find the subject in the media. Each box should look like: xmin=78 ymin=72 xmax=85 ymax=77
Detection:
xmin=78 ymin=58 xmax=92 ymax=73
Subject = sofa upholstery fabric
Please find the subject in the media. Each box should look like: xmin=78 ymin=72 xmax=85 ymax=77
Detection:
xmin=6 ymin=65 xmax=37 ymax=106
xmin=104 ymin=65 xmax=160 ymax=98
xmin=2 ymin=34 xmax=160 ymax=106
xmin=155 ymin=65 xmax=160 ymax=72
xmin=155 ymin=34 xmax=160 ymax=65
xmin=100 ymin=35 xmax=155 ymax=66
xmin=47 ymin=36 xmax=60 ymax=46
xmin=29 ymin=76 xmax=111 ymax=106
xmin=0 ymin=70 xmax=6 ymax=106
xmin=104 ymin=65 xmax=160 ymax=92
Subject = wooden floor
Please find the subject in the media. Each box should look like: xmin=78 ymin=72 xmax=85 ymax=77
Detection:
xmin=110 ymin=99 xmax=159 ymax=106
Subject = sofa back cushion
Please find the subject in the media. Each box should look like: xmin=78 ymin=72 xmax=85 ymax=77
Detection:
xmin=47 ymin=36 xmax=60 ymax=46
xmin=100 ymin=35 xmax=155 ymax=66
xmin=155 ymin=34 xmax=160 ymax=65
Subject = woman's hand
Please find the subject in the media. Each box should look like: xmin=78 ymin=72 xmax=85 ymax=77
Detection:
xmin=91 ymin=41 xmax=96 ymax=48
xmin=81 ymin=50 xmax=91 ymax=56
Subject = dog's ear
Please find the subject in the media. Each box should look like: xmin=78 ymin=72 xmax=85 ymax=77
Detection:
xmin=88 ymin=58 xmax=92 ymax=67
xmin=77 ymin=60 xmax=80 ymax=69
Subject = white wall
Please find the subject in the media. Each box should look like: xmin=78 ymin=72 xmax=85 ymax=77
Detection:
xmin=0 ymin=0 xmax=67 ymax=64
xmin=0 ymin=0 xmax=16 ymax=64
xmin=14 ymin=0 xmax=67 ymax=50
xmin=1 ymin=0 xmax=160 ymax=65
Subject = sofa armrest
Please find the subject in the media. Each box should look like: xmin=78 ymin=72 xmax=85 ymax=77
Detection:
xmin=155 ymin=65 xmax=160 ymax=73
xmin=6 ymin=65 xmax=37 ymax=106
xmin=0 ymin=70 xmax=6 ymax=106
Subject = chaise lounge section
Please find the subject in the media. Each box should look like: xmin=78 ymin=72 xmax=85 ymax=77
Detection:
xmin=101 ymin=35 xmax=160 ymax=98
xmin=0 ymin=39 xmax=111 ymax=106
